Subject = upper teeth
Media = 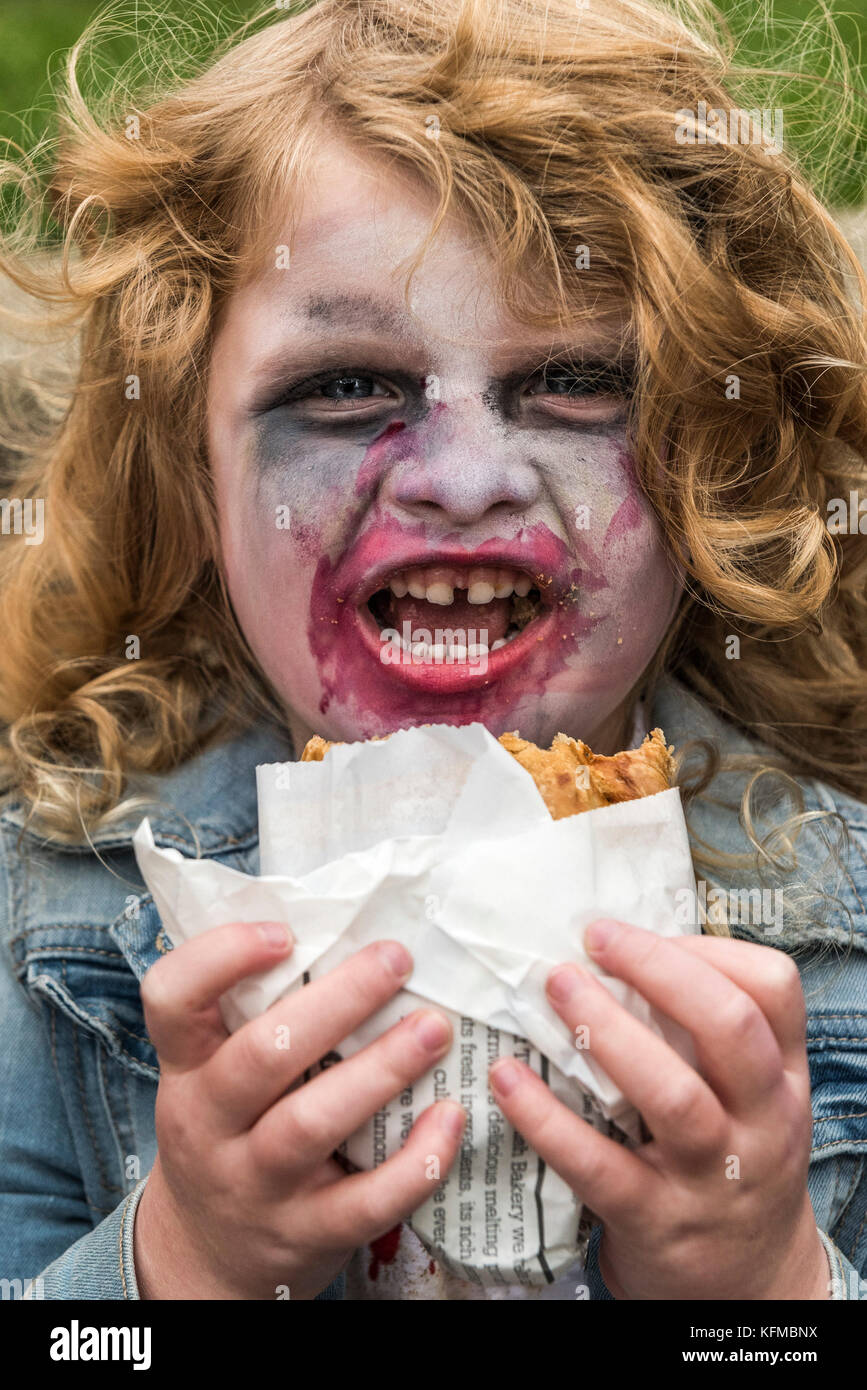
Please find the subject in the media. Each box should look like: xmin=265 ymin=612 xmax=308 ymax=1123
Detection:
xmin=385 ymin=565 xmax=536 ymax=606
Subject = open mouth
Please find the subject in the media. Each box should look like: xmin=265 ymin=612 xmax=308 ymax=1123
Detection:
xmin=365 ymin=563 xmax=548 ymax=660
xmin=347 ymin=557 xmax=562 ymax=693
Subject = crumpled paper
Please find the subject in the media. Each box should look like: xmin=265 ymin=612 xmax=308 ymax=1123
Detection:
xmin=134 ymin=721 xmax=698 ymax=1287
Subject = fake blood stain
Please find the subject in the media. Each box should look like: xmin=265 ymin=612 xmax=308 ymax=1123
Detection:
xmin=352 ymin=407 xmax=447 ymax=497
xmin=368 ymin=1223 xmax=403 ymax=1280
xmin=306 ymin=515 xmax=601 ymax=732
xmin=602 ymin=450 xmax=645 ymax=550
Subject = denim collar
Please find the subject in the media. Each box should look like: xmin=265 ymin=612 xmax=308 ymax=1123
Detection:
xmin=1 ymin=719 xmax=294 ymax=856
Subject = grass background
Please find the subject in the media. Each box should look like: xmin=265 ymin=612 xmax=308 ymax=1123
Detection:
xmin=0 ymin=0 xmax=864 ymax=219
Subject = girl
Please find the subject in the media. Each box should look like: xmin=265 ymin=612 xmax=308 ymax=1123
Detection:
xmin=0 ymin=0 xmax=865 ymax=1301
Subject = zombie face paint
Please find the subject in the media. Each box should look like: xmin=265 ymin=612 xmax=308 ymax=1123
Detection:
xmin=207 ymin=137 xmax=683 ymax=753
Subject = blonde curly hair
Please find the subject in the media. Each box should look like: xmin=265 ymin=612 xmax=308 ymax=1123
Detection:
xmin=0 ymin=0 xmax=864 ymax=898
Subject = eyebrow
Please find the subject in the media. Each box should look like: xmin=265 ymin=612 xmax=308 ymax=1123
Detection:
xmin=242 ymin=291 xmax=421 ymax=405
xmin=291 ymin=292 xmax=417 ymax=339
xmin=246 ymin=291 xmax=635 ymax=409
xmin=294 ymin=293 xmax=631 ymax=357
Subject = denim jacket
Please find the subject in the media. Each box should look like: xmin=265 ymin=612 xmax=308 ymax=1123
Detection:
xmin=2 ymin=675 xmax=865 ymax=1301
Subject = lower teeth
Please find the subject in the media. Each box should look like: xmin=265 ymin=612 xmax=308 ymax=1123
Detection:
xmin=394 ymin=626 xmax=522 ymax=659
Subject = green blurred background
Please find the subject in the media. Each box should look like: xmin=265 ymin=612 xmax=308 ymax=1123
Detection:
xmin=0 ymin=0 xmax=864 ymax=219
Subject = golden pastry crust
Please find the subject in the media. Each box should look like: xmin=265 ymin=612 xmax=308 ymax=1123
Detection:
xmin=300 ymin=734 xmax=336 ymax=762
xmin=497 ymin=727 xmax=672 ymax=819
xmin=300 ymin=727 xmax=673 ymax=820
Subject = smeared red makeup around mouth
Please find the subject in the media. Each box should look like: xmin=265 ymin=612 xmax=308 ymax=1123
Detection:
xmin=307 ymin=519 xmax=606 ymax=728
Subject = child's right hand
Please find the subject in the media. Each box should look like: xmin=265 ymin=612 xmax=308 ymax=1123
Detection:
xmin=133 ymin=921 xmax=464 ymax=1300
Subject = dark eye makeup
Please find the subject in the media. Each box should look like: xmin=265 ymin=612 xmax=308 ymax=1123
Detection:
xmin=251 ymin=355 xmax=635 ymax=421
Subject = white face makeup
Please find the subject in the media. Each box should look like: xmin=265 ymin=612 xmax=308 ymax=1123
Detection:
xmin=207 ymin=137 xmax=683 ymax=753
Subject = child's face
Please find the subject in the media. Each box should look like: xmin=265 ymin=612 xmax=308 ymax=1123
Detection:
xmin=207 ymin=139 xmax=682 ymax=751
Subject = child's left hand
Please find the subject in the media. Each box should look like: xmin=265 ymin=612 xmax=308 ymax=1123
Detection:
xmin=488 ymin=920 xmax=831 ymax=1299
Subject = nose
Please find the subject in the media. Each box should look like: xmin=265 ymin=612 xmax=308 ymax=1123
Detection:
xmin=381 ymin=403 xmax=541 ymax=526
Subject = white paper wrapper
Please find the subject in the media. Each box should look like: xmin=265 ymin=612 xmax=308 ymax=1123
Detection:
xmin=134 ymin=722 xmax=698 ymax=1288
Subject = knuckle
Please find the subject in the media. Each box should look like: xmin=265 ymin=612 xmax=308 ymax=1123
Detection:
xmin=235 ymin=1017 xmax=284 ymax=1080
xmin=355 ymin=1179 xmax=403 ymax=1241
xmin=657 ymin=1076 xmax=708 ymax=1131
xmin=690 ymin=1106 xmax=729 ymax=1157
xmin=280 ymin=1094 xmax=330 ymax=1158
xmin=338 ymin=948 xmax=398 ymax=1014
xmin=363 ymin=941 xmax=408 ymax=991
xmin=247 ymin=1114 xmax=289 ymax=1174
xmin=372 ymin=1045 xmax=414 ymax=1101
xmin=716 ymin=988 xmax=764 ymax=1042
xmin=396 ymin=1013 xmax=449 ymax=1068
xmin=570 ymin=1144 xmax=609 ymax=1196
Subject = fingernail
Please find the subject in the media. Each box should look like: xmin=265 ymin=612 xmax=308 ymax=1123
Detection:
xmin=489 ymin=1060 xmax=521 ymax=1097
xmin=257 ymin=922 xmax=293 ymax=950
xmin=547 ymin=964 xmax=581 ymax=1003
xmin=378 ymin=940 xmax=413 ymax=980
xmin=584 ymin=919 xmax=619 ymax=955
xmin=413 ymin=1010 xmax=450 ymax=1052
xmin=438 ymin=1102 xmax=466 ymax=1140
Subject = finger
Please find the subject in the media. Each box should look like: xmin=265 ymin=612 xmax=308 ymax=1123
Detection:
xmin=488 ymin=1058 xmax=653 ymax=1218
xmin=545 ymin=963 xmax=728 ymax=1164
xmin=140 ymin=920 xmax=294 ymax=1070
xmin=204 ymin=939 xmax=414 ymax=1131
xmin=303 ymin=1101 xmax=466 ymax=1251
xmin=582 ymin=919 xmax=784 ymax=1111
xmin=250 ymin=1008 xmax=453 ymax=1177
xmin=669 ymin=935 xmax=807 ymax=1064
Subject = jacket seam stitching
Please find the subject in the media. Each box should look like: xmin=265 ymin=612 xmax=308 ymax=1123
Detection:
xmin=814 ymin=1112 xmax=867 ymax=1124
xmin=121 ymin=1059 xmax=135 ymax=1150
xmin=105 ymin=1019 xmax=155 ymax=1048
xmin=830 ymin=1155 xmax=861 ymax=1250
xmin=30 ymin=971 xmax=159 ymax=1072
xmin=42 ymin=997 xmax=122 ymax=1205
xmin=18 ymin=945 xmax=125 ymax=959
xmin=70 ymin=980 xmax=124 ymax=1201
xmin=49 ymin=997 xmax=58 ymax=1082
xmin=98 ymin=1041 xmax=125 ymax=1196
xmin=808 ymin=1036 xmax=867 ymax=1043
xmin=812 ymin=1137 xmax=867 ymax=1153
xmin=832 ymin=1155 xmax=866 ymax=1265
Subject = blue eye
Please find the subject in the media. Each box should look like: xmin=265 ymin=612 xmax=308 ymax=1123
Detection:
xmin=319 ymin=375 xmax=383 ymax=400
xmin=538 ymin=370 xmax=594 ymax=396
xmin=256 ymin=370 xmax=393 ymax=415
xmin=530 ymin=364 xmax=633 ymax=397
